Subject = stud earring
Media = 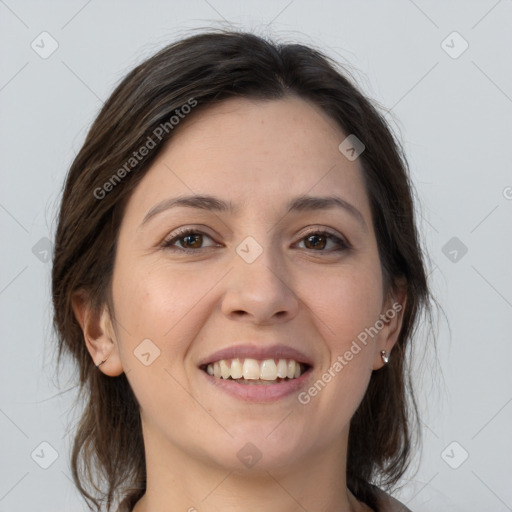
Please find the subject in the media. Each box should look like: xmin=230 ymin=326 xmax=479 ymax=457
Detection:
xmin=380 ymin=350 xmax=389 ymax=364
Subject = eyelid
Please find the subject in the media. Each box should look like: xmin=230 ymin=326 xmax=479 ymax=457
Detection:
xmin=297 ymin=225 xmax=348 ymax=242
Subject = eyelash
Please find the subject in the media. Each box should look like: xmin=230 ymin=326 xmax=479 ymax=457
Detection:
xmin=161 ymin=227 xmax=350 ymax=254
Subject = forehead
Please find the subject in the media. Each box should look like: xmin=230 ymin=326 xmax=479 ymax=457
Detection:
xmin=124 ymin=96 xmax=371 ymax=223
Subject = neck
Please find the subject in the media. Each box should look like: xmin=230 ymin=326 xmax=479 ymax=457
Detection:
xmin=132 ymin=419 xmax=370 ymax=512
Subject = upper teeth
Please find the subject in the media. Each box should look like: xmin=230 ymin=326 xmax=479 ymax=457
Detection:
xmin=205 ymin=358 xmax=303 ymax=380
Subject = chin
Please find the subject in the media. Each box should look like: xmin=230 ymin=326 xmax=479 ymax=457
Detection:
xmin=199 ymin=424 xmax=308 ymax=472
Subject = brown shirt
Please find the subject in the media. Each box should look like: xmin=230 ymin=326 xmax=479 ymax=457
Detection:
xmin=373 ymin=487 xmax=414 ymax=512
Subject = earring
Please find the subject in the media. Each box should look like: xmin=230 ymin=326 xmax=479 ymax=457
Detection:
xmin=380 ymin=350 xmax=389 ymax=364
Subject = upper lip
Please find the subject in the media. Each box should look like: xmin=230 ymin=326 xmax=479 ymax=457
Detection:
xmin=198 ymin=344 xmax=314 ymax=367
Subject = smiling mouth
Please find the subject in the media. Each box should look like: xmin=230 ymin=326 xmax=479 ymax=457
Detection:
xmin=200 ymin=358 xmax=311 ymax=385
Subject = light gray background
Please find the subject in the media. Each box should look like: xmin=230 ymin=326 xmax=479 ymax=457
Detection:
xmin=1 ymin=1 xmax=511 ymax=511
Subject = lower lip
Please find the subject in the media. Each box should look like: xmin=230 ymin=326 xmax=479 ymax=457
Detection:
xmin=199 ymin=368 xmax=313 ymax=403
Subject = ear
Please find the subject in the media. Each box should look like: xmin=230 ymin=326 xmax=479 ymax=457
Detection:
xmin=71 ymin=289 xmax=124 ymax=377
xmin=372 ymin=278 xmax=408 ymax=370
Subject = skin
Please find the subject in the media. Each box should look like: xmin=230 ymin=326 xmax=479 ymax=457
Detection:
xmin=73 ymin=96 xmax=407 ymax=512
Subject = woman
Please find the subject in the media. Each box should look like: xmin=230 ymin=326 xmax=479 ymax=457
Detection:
xmin=52 ymin=29 xmax=435 ymax=512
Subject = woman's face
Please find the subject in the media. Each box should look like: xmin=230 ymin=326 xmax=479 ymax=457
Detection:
xmin=107 ymin=96 xmax=402 ymax=473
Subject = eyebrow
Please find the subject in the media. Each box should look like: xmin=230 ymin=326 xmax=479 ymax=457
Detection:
xmin=141 ymin=193 xmax=367 ymax=231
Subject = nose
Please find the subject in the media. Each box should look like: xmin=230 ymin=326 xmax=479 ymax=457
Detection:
xmin=220 ymin=245 xmax=300 ymax=326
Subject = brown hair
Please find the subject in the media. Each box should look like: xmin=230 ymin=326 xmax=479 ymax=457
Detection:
xmin=52 ymin=29 xmax=437 ymax=511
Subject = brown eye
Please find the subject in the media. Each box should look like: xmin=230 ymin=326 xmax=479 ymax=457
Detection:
xmin=161 ymin=227 xmax=349 ymax=254
xmin=180 ymin=233 xmax=203 ymax=249
xmin=162 ymin=229 xmax=216 ymax=252
xmin=297 ymin=230 xmax=349 ymax=252
xmin=304 ymin=233 xmax=327 ymax=250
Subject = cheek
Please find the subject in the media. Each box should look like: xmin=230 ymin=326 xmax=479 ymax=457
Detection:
xmin=112 ymin=259 xmax=214 ymax=339
xmin=298 ymin=257 xmax=384 ymax=353
xmin=111 ymin=258 xmax=229 ymax=378
xmin=110 ymin=261 xmax=205 ymax=421
xmin=297 ymin=266 xmax=381 ymax=440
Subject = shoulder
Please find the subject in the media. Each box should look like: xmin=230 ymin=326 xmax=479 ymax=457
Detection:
xmin=373 ymin=487 xmax=413 ymax=512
